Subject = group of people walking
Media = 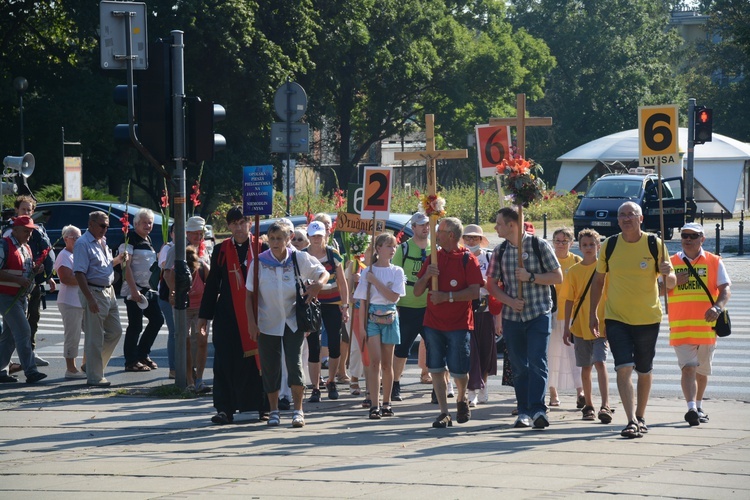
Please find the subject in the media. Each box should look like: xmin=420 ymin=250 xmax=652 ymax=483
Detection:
xmin=0 ymin=197 xmax=731 ymax=438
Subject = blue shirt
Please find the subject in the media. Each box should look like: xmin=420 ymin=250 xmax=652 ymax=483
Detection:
xmin=73 ymin=230 xmax=114 ymax=286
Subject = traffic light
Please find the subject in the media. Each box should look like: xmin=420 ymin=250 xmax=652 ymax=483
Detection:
xmin=693 ymin=106 xmax=713 ymax=145
xmin=186 ymin=97 xmax=226 ymax=163
xmin=113 ymin=40 xmax=173 ymax=164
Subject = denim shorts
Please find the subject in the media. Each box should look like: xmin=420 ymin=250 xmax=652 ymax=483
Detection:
xmin=366 ymin=304 xmax=400 ymax=345
xmin=423 ymin=326 xmax=470 ymax=377
xmin=605 ymin=320 xmax=659 ymax=373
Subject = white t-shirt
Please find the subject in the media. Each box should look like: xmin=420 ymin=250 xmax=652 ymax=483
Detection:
xmin=53 ymin=249 xmax=81 ymax=308
xmin=245 ymin=249 xmax=326 ymax=336
xmin=353 ymin=264 xmax=406 ymax=305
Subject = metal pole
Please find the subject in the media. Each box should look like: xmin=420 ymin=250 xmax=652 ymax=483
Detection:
xmin=686 ymin=98 xmax=696 ymax=222
xmin=715 ymin=223 xmax=721 ymax=256
xmin=286 ymin=79 xmax=292 ymax=216
xmin=171 ymin=30 xmax=189 ymax=390
xmin=739 ymin=219 xmax=744 ymax=256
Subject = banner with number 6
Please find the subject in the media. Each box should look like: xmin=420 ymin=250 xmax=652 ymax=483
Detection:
xmin=475 ymin=124 xmax=511 ymax=177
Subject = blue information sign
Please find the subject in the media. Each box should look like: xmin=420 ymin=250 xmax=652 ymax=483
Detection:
xmin=243 ymin=165 xmax=274 ymax=216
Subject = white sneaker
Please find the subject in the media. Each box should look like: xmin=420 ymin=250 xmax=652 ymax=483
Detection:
xmin=34 ymin=354 xmax=49 ymax=367
xmin=64 ymin=370 xmax=87 ymax=379
xmin=467 ymin=390 xmax=478 ymax=407
xmin=447 ymin=379 xmax=455 ymax=398
xmin=478 ymin=384 xmax=489 ymax=404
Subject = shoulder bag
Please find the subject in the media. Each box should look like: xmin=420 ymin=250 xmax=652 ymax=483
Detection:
xmin=292 ymin=252 xmax=323 ymax=333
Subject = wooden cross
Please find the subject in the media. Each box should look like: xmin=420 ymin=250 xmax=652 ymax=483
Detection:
xmin=489 ymin=94 xmax=552 ymax=299
xmin=394 ymin=114 xmax=467 ymax=289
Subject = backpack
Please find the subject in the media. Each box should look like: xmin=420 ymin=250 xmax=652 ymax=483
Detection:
xmin=494 ymin=235 xmax=558 ymax=313
xmin=604 ymin=233 xmax=659 ymax=273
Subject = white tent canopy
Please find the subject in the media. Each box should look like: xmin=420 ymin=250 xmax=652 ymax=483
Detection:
xmin=555 ymin=128 xmax=750 ymax=214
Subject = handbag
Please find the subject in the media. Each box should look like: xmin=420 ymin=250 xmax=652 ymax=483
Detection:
xmin=681 ymin=257 xmax=731 ymax=337
xmin=292 ymin=252 xmax=323 ymax=333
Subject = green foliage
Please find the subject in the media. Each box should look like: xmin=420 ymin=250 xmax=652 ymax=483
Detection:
xmin=34 ymin=184 xmax=119 ymax=203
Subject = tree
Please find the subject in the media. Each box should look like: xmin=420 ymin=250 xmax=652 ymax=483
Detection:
xmin=508 ymin=0 xmax=685 ymax=184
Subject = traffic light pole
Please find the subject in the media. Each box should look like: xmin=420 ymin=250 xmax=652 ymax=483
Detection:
xmin=170 ymin=30 xmax=191 ymax=390
xmin=686 ymin=98 xmax=696 ymax=222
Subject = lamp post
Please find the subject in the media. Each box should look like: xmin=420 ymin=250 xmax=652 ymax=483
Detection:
xmin=13 ymin=77 xmax=28 ymax=155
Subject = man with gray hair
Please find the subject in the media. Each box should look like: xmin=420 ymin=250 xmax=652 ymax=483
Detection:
xmin=414 ymin=217 xmax=483 ymax=428
xmin=120 ymin=208 xmax=164 ymax=372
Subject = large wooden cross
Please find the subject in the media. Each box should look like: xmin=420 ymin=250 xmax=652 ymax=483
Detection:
xmin=394 ymin=114 xmax=467 ymax=289
xmin=489 ymin=94 xmax=552 ymax=299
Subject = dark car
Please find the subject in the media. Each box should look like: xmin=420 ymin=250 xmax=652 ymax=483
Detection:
xmin=33 ymin=201 xmax=171 ymax=253
xmin=253 ymin=213 xmax=415 ymax=246
xmin=573 ymin=171 xmax=684 ymax=239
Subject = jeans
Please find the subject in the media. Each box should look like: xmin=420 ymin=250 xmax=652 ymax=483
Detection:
xmin=123 ymin=290 xmax=164 ymax=365
xmin=502 ymin=313 xmax=551 ymax=417
xmin=423 ymin=326 xmax=470 ymax=377
xmin=159 ymin=298 xmax=175 ymax=370
xmin=0 ymin=295 xmax=38 ymax=378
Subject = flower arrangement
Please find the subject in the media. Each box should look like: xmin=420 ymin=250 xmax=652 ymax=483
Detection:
xmin=496 ymin=157 xmax=546 ymax=208
xmin=419 ymin=194 xmax=446 ymax=218
xmin=346 ymin=231 xmax=370 ymax=260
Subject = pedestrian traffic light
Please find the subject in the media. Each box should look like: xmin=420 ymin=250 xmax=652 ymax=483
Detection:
xmin=186 ymin=97 xmax=226 ymax=163
xmin=113 ymin=39 xmax=173 ymax=165
xmin=693 ymin=106 xmax=713 ymax=145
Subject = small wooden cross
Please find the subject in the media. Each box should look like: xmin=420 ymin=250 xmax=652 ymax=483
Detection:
xmin=394 ymin=114 xmax=467 ymax=289
xmin=490 ymin=94 xmax=552 ymax=299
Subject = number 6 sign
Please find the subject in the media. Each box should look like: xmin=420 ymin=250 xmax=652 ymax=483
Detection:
xmin=361 ymin=166 xmax=393 ymax=219
xmin=638 ymin=104 xmax=679 ymax=167
xmin=475 ymin=124 xmax=511 ymax=177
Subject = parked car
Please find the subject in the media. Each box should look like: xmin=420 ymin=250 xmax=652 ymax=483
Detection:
xmin=573 ymin=169 xmax=684 ymax=239
xmin=33 ymin=201 xmax=171 ymax=253
xmin=252 ymin=213 xmax=415 ymax=247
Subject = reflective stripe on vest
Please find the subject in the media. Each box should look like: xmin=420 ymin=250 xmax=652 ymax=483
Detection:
xmin=668 ymin=253 xmax=719 ymax=346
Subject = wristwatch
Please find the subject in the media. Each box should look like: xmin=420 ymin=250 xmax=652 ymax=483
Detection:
xmin=528 ymin=272 xmax=536 ymax=283
xmin=712 ymin=305 xmax=722 ymax=313
xmin=449 ymin=292 xmax=454 ymax=303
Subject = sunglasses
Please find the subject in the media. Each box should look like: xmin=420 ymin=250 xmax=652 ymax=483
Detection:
xmin=681 ymin=232 xmax=701 ymax=240
xmin=98 ymin=223 xmax=109 ymax=229
xmin=292 ymin=238 xmax=305 ymax=242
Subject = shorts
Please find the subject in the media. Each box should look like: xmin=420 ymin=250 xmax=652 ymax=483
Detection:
xmin=423 ymin=326 xmax=470 ymax=378
xmin=605 ymin=320 xmax=660 ymax=373
xmin=366 ymin=304 xmax=400 ymax=345
xmin=394 ymin=306 xmax=426 ymax=358
xmin=573 ymin=337 xmax=609 ymax=367
xmin=674 ymin=343 xmax=716 ymax=376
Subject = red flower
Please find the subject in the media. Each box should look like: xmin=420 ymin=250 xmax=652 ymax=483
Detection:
xmin=480 ymin=189 xmax=485 ymax=195
xmin=414 ymin=189 xmax=420 ymax=198
xmin=330 ymin=220 xmax=337 ymax=233
xmin=305 ymin=211 xmax=313 ymax=224
xmin=160 ymin=190 xmax=169 ymax=208
xmin=190 ymin=182 xmax=201 ymax=208
xmin=34 ymin=248 xmax=50 ymax=266
xmin=333 ymin=189 xmax=346 ymax=209
xmin=395 ymin=230 xmax=405 ymax=243
xmin=120 ymin=214 xmax=129 ymax=234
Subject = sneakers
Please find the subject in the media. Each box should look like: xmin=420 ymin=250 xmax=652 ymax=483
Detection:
xmin=598 ymin=406 xmax=614 ymax=424
xmin=685 ymin=408 xmax=701 ymax=426
xmin=514 ymin=415 xmax=532 ymax=428
xmin=447 ymin=380 xmax=455 ymax=398
xmin=478 ymin=385 xmax=489 ymax=404
xmin=26 ymin=372 xmax=47 ymax=384
xmin=292 ymin=410 xmax=305 ymax=428
xmin=391 ymin=381 xmax=403 ymax=402
xmin=278 ymin=396 xmax=291 ymax=411
xmin=326 ymin=381 xmax=339 ymax=400
xmin=581 ymin=405 xmax=595 ymax=421
xmin=267 ymin=410 xmax=281 ymax=427
xmin=308 ymin=388 xmax=321 ymax=403
xmin=432 ymin=412 xmax=452 ymax=428
xmin=532 ymin=411 xmax=550 ymax=429
xmin=33 ymin=354 xmax=49 ymax=367
xmin=64 ymin=370 xmax=87 ymax=379
xmin=457 ymin=401 xmax=471 ymax=424
xmin=697 ymin=408 xmax=709 ymax=423
xmin=467 ymin=390 xmax=478 ymax=408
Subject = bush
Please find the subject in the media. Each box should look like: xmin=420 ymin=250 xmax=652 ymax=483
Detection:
xmin=34 ymin=184 xmax=119 ymax=203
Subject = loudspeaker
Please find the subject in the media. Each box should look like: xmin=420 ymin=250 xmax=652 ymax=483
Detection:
xmin=3 ymin=153 xmax=35 ymax=178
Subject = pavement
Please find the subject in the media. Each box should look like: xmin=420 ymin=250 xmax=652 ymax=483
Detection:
xmin=1 ymin=218 xmax=749 ymax=498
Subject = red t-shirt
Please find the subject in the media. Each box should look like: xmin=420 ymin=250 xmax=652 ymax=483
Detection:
xmin=417 ymin=248 xmax=484 ymax=331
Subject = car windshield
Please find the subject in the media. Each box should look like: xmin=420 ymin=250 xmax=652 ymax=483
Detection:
xmin=586 ymin=179 xmax=642 ymax=198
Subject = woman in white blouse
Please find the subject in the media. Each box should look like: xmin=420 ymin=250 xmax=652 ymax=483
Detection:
xmin=54 ymin=225 xmax=85 ymax=379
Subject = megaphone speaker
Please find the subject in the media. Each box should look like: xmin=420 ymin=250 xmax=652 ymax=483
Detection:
xmin=3 ymin=152 xmax=35 ymax=178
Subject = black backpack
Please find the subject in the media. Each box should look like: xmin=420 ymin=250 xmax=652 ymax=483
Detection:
xmin=494 ymin=235 xmax=558 ymax=313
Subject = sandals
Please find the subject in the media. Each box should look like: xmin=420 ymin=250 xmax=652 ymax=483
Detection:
xmin=420 ymin=374 xmax=432 ymax=384
xmin=140 ymin=357 xmax=158 ymax=370
xmin=576 ymin=394 xmax=586 ymax=409
xmin=620 ymin=420 xmax=642 ymax=439
xmin=548 ymin=399 xmax=561 ymax=407
xmin=369 ymin=407 xmax=381 ymax=420
xmin=267 ymin=410 xmax=280 ymax=427
xmin=292 ymin=410 xmax=305 ymax=428
xmin=380 ymin=404 xmax=394 ymax=417
xmin=362 ymin=398 xmax=372 ymax=409
xmin=598 ymin=406 xmax=614 ymax=424
xmin=581 ymin=405 xmax=595 ymax=421
xmin=125 ymin=362 xmax=150 ymax=372
xmin=211 ymin=411 xmax=233 ymax=425
xmin=350 ymin=383 xmax=361 ymax=396
xmin=637 ymin=416 xmax=649 ymax=433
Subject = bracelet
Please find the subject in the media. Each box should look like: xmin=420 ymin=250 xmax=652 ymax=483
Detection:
xmin=712 ymin=305 xmax=722 ymax=313
xmin=340 ymin=304 xmax=349 ymax=309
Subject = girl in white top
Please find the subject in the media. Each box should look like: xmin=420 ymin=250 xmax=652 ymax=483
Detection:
xmin=53 ymin=225 xmax=85 ymax=378
xmin=353 ymin=233 xmax=406 ymax=419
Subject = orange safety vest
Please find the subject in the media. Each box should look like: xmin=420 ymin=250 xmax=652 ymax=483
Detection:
xmin=667 ymin=252 xmax=720 ymax=346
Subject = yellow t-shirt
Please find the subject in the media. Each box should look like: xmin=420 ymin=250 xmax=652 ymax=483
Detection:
xmin=562 ymin=261 xmax=606 ymax=340
xmin=595 ymin=234 xmax=668 ymax=325
xmin=555 ymin=252 xmax=582 ymax=320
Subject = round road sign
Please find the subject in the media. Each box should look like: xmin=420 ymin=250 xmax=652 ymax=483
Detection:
xmin=274 ymin=82 xmax=307 ymax=122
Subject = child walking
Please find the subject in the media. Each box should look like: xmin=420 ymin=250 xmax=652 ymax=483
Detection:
xmin=353 ymin=233 xmax=406 ymax=419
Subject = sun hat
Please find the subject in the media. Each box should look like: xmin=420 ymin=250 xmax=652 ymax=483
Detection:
xmin=462 ymin=224 xmax=489 ymax=248
xmin=186 ymin=216 xmax=205 ymax=232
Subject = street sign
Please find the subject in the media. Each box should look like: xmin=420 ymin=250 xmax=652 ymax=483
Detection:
xmin=63 ymin=156 xmax=82 ymax=201
xmin=361 ymin=166 xmax=393 ymax=219
xmin=99 ymin=1 xmax=148 ymax=70
xmin=270 ymin=123 xmax=310 ymax=153
xmin=242 ymin=165 xmax=274 ymax=216
xmin=274 ymin=82 xmax=307 ymax=122
xmin=475 ymin=124 xmax=511 ymax=177
xmin=638 ymin=105 xmax=680 ymax=167
xmin=336 ymin=212 xmax=386 ymax=233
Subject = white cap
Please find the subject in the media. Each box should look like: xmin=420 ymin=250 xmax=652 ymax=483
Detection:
xmin=681 ymin=222 xmax=704 ymax=234
xmin=307 ymin=220 xmax=326 ymax=237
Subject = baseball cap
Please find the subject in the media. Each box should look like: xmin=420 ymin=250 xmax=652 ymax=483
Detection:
xmin=411 ymin=212 xmax=430 ymax=226
xmin=307 ymin=220 xmax=326 ymax=237
xmin=681 ymin=222 xmax=704 ymax=234
xmin=13 ymin=215 xmax=37 ymax=229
